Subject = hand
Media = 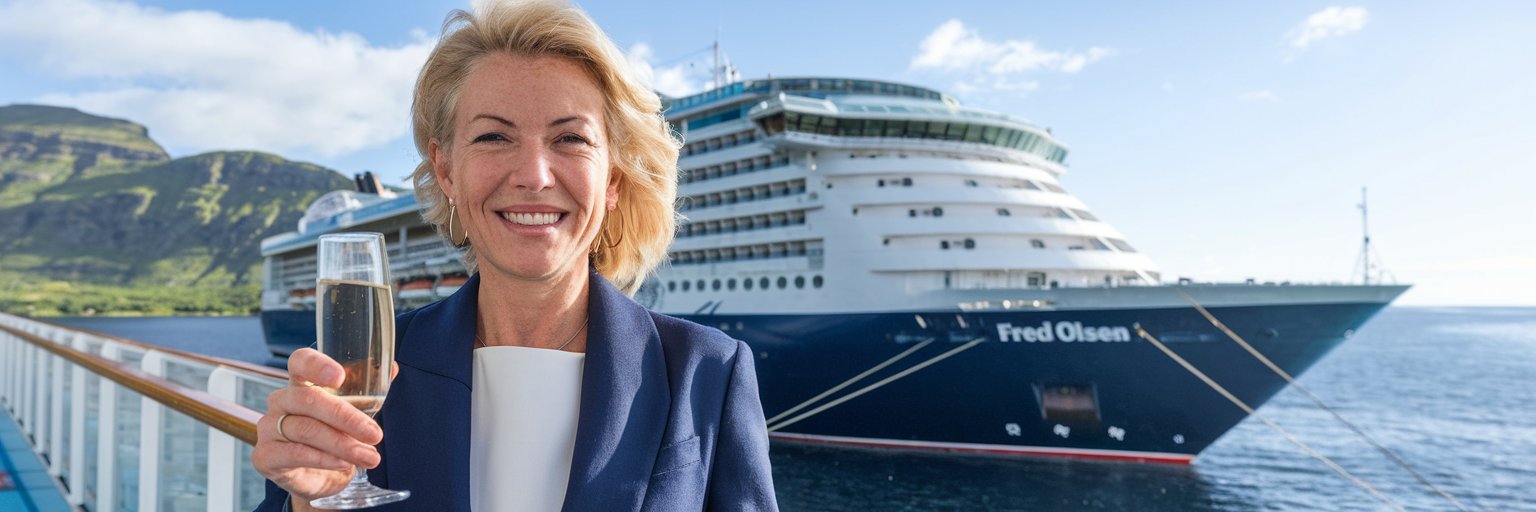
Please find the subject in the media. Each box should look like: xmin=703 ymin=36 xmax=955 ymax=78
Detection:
xmin=251 ymin=348 xmax=385 ymax=503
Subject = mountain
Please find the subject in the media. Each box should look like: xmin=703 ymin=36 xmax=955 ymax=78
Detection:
xmin=0 ymin=104 xmax=355 ymax=315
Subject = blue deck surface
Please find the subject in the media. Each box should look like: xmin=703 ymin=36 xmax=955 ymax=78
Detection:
xmin=0 ymin=406 xmax=74 ymax=512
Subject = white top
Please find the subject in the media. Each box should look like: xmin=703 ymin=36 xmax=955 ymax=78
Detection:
xmin=470 ymin=346 xmax=585 ymax=512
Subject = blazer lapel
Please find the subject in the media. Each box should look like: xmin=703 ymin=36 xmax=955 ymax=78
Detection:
xmin=382 ymin=273 xmax=478 ymax=511
xmin=562 ymin=270 xmax=671 ymax=510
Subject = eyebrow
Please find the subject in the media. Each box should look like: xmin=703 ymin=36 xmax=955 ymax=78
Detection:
xmin=468 ymin=114 xmax=593 ymax=129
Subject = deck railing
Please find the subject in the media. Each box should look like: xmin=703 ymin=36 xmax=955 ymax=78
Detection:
xmin=0 ymin=312 xmax=287 ymax=511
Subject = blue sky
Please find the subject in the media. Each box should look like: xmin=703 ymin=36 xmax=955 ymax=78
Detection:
xmin=1 ymin=0 xmax=1532 ymax=305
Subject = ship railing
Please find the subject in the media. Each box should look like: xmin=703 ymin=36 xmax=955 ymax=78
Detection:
xmin=0 ymin=312 xmax=287 ymax=512
xmin=770 ymin=131 xmax=1066 ymax=172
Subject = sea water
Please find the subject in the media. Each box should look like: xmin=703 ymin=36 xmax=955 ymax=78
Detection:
xmin=54 ymin=307 xmax=1536 ymax=511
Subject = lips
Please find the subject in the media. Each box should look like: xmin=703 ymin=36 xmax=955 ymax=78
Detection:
xmin=499 ymin=211 xmax=563 ymax=226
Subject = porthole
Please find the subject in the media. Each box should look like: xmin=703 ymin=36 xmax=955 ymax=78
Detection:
xmin=760 ymin=277 xmax=770 ymax=290
xmin=813 ymin=275 xmax=824 ymax=288
xmin=795 ymin=276 xmax=805 ymax=289
xmin=668 ymin=281 xmax=676 ymax=292
xmin=909 ymin=209 xmax=917 ymax=217
xmin=682 ymin=280 xmax=691 ymax=291
xmin=940 ymin=240 xmax=950 ymax=250
xmin=744 ymin=278 xmax=754 ymax=290
xmin=932 ymin=207 xmax=944 ymax=217
xmin=777 ymin=276 xmax=788 ymax=289
xmin=902 ymin=177 xmax=913 ymax=187
xmin=728 ymin=278 xmax=737 ymax=290
xmin=964 ymin=238 xmax=975 ymax=249
xmin=713 ymin=279 xmax=721 ymax=291
xmin=696 ymin=280 xmax=705 ymax=291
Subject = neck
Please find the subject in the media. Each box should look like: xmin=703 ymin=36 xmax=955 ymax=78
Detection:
xmin=475 ymin=267 xmax=590 ymax=351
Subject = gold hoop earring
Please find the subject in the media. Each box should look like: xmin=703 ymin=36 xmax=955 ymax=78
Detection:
xmin=604 ymin=207 xmax=625 ymax=249
xmin=448 ymin=199 xmax=469 ymax=247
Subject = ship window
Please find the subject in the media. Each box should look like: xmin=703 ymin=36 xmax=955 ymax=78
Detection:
xmin=697 ymin=280 xmax=705 ymax=291
xmin=902 ymin=177 xmax=913 ymax=187
xmin=777 ymin=276 xmax=788 ymax=289
xmin=728 ymin=278 xmax=737 ymax=290
xmin=795 ymin=276 xmax=805 ymax=289
xmin=744 ymin=278 xmax=754 ymax=290
xmin=940 ymin=240 xmax=950 ymax=250
xmin=1035 ymin=383 xmax=1101 ymax=428
xmin=1031 ymin=239 xmax=1046 ymax=249
xmin=964 ymin=238 xmax=976 ymax=250
xmin=713 ymin=279 xmax=721 ymax=291
xmin=682 ymin=280 xmax=691 ymax=291
xmin=668 ymin=281 xmax=676 ymax=292
xmin=932 ymin=207 xmax=943 ymax=217
xmin=813 ymin=275 xmax=824 ymax=288
xmin=997 ymin=208 xmax=1011 ymax=216
xmin=965 ymin=179 xmax=978 ymax=187
xmin=1027 ymin=272 xmax=1046 ymax=287
xmin=877 ymin=179 xmax=885 ymax=187
xmin=760 ymin=277 xmax=770 ymax=290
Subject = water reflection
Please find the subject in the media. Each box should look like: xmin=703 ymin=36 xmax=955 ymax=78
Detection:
xmin=770 ymin=443 xmax=1241 ymax=511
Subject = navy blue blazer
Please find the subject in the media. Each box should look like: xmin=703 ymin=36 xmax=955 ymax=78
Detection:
xmin=257 ymin=271 xmax=778 ymax=511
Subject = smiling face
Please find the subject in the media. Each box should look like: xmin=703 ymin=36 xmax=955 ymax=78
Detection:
xmin=430 ymin=53 xmax=617 ymax=285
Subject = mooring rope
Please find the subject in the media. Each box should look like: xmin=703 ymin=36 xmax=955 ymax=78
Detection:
xmin=1174 ymin=289 xmax=1471 ymax=511
xmin=1133 ymin=325 xmax=1405 ymax=511
xmin=768 ymin=337 xmax=985 ymax=433
xmin=766 ymin=338 xmax=935 ymax=426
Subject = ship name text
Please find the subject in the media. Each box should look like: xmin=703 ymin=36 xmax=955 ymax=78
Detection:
xmin=995 ymin=322 xmax=1133 ymax=343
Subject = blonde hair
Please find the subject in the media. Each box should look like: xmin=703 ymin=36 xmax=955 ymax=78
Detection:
xmin=410 ymin=0 xmax=680 ymax=295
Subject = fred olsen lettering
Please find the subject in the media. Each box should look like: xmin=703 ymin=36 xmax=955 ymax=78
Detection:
xmin=995 ymin=322 xmax=1132 ymax=343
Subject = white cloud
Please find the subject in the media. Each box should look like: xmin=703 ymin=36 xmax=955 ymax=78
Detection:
xmin=625 ymin=43 xmax=707 ymax=98
xmin=1238 ymin=89 xmax=1279 ymax=102
xmin=910 ymin=20 xmax=1111 ymax=96
xmin=0 ymin=0 xmax=433 ymax=158
xmin=1287 ymin=6 xmax=1369 ymax=50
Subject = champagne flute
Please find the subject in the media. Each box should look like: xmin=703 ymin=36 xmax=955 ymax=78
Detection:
xmin=310 ymin=232 xmax=410 ymax=509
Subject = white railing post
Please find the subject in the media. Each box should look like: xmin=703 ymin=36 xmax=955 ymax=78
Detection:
xmin=207 ymin=367 xmax=242 ymax=512
xmin=96 ymin=342 xmax=120 ymax=512
xmin=21 ymin=340 xmax=34 ymax=437
xmin=1 ymin=328 xmax=11 ymax=410
xmin=68 ymin=335 xmax=89 ymax=507
xmin=138 ymin=350 xmax=167 ymax=512
xmin=50 ymin=341 xmax=67 ymax=478
xmin=33 ymin=337 xmax=51 ymax=463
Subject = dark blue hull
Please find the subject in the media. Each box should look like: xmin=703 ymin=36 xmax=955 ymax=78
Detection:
xmin=263 ymin=301 xmax=1389 ymax=461
xmin=681 ymin=302 xmax=1388 ymax=462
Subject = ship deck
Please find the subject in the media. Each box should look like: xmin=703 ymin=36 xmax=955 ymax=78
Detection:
xmin=0 ymin=407 xmax=73 ymax=512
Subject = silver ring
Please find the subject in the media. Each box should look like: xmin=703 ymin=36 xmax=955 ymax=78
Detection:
xmin=277 ymin=413 xmax=293 ymax=442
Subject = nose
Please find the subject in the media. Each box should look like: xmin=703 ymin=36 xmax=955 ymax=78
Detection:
xmin=509 ymin=145 xmax=556 ymax=191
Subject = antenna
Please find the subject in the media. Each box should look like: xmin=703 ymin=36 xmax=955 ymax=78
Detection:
xmin=1352 ymin=187 xmax=1391 ymax=285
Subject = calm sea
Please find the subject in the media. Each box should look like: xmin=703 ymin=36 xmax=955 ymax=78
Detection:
xmin=53 ymin=307 xmax=1536 ymax=511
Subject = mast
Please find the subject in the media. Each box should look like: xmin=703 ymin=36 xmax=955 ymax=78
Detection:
xmin=1355 ymin=187 xmax=1371 ymax=285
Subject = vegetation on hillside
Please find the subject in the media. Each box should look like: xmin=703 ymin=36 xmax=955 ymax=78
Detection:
xmin=0 ymin=104 xmax=355 ymax=316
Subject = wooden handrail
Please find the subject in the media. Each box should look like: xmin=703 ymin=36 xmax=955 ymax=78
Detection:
xmin=0 ymin=323 xmax=263 ymax=445
xmin=26 ymin=316 xmax=290 ymax=380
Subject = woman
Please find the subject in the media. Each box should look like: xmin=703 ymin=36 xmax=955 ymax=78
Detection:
xmin=251 ymin=1 xmax=778 ymax=510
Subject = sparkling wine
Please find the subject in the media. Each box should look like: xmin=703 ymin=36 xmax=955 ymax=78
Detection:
xmin=317 ymin=278 xmax=394 ymax=417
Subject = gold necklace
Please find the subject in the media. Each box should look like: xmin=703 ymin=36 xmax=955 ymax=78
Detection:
xmin=475 ymin=318 xmax=589 ymax=351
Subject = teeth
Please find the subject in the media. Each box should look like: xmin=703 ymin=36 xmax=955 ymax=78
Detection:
xmin=500 ymin=212 xmax=560 ymax=225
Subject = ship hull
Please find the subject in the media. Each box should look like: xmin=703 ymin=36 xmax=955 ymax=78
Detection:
xmin=262 ymin=298 xmax=1388 ymax=462
xmin=681 ymin=300 xmax=1389 ymax=462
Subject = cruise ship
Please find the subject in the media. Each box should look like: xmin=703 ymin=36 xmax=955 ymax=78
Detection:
xmin=259 ymin=77 xmax=1407 ymax=463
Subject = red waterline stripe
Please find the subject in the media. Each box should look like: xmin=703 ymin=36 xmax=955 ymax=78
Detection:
xmin=769 ymin=432 xmax=1195 ymax=465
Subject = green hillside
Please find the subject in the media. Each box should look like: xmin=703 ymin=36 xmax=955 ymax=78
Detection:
xmin=0 ymin=104 xmax=354 ymax=316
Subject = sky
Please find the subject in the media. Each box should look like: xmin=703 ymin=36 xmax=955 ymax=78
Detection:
xmin=0 ymin=0 xmax=1532 ymax=306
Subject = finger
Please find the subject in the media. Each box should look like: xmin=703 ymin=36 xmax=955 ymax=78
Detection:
xmin=254 ymin=435 xmax=356 ymax=474
xmin=270 ymin=384 xmax=384 ymax=445
xmin=288 ymin=348 xmax=344 ymax=389
xmin=267 ymin=413 xmax=381 ymax=468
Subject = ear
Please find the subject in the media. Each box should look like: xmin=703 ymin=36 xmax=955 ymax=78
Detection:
xmin=605 ymin=169 xmax=621 ymax=211
xmin=429 ymin=139 xmax=455 ymax=197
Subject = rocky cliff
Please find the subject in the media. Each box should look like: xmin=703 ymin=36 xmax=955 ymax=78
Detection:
xmin=0 ymin=104 xmax=354 ymax=312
